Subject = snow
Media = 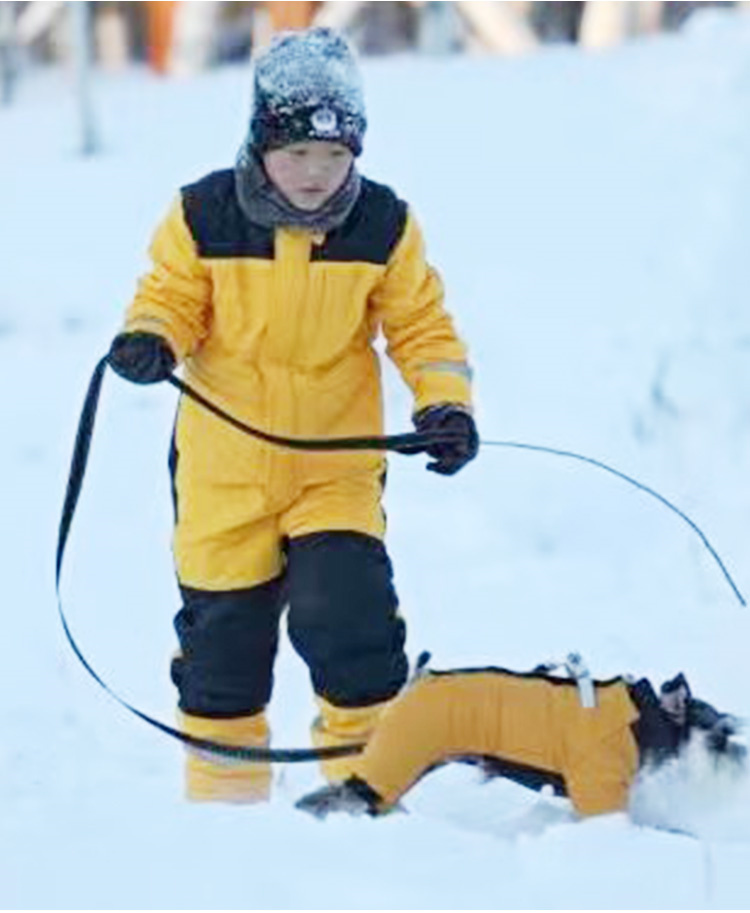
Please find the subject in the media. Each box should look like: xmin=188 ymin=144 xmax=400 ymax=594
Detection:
xmin=253 ymin=28 xmax=365 ymax=115
xmin=4 ymin=9 xmax=750 ymax=908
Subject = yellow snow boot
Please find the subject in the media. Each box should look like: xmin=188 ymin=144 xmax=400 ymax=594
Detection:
xmin=311 ymin=696 xmax=390 ymax=783
xmin=179 ymin=710 xmax=272 ymax=804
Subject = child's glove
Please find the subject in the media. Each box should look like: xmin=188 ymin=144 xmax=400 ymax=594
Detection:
xmin=108 ymin=331 xmax=176 ymax=384
xmin=413 ymin=404 xmax=479 ymax=475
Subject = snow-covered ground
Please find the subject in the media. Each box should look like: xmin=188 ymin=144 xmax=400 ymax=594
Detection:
xmin=4 ymin=9 xmax=750 ymax=908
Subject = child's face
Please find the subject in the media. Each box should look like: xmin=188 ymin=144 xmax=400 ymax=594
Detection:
xmin=263 ymin=141 xmax=354 ymax=211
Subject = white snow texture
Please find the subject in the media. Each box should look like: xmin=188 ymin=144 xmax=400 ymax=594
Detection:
xmin=3 ymin=8 xmax=750 ymax=909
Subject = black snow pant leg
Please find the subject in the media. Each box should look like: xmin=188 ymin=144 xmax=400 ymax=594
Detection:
xmin=286 ymin=531 xmax=408 ymax=707
xmin=171 ymin=577 xmax=285 ymax=717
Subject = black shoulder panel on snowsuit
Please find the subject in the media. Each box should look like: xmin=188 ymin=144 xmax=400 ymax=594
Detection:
xmin=181 ymin=169 xmax=274 ymax=259
xmin=180 ymin=171 xmax=407 ymax=264
xmin=310 ymin=179 xmax=408 ymax=265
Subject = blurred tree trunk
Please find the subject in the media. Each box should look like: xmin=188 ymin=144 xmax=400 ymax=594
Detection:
xmin=251 ymin=1 xmax=323 ymax=54
xmin=314 ymin=1 xmax=366 ymax=33
xmin=0 ymin=3 xmax=17 ymax=105
xmin=579 ymin=2 xmax=665 ymax=49
xmin=353 ymin=3 xmax=420 ymax=54
xmin=169 ymin=1 xmax=221 ymax=75
xmin=16 ymin=0 xmax=64 ymax=46
xmin=530 ymin=2 xmax=584 ymax=43
xmin=94 ymin=3 xmax=131 ymax=70
xmin=456 ymin=1 xmax=538 ymax=55
xmin=145 ymin=0 xmax=176 ymax=73
xmin=579 ymin=1 xmax=632 ymax=49
xmin=314 ymin=1 xmax=362 ymax=29
xmin=267 ymin=2 xmax=320 ymax=31
xmin=416 ymin=1 xmax=463 ymax=54
xmin=632 ymin=1 xmax=665 ymax=35
xmin=70 ymin=2 xmax=99 ymax=155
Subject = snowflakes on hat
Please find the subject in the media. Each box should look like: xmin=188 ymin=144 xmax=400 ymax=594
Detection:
xmin=248 ymin=27 xmax=367 ymax=154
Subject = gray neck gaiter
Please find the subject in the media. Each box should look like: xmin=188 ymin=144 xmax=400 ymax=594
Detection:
xmin=234 ymin=146 xmax=361 ymax=233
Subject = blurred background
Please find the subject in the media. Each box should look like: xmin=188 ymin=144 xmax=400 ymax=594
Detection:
xmin=7 ymin=0 xmax=750 ymax=157
xmin=2 ymin=0 xmax=750 ymax=90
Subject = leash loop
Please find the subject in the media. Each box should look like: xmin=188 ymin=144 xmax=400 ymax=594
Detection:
xmin=56 ymin=358 xmax=368 ymax=763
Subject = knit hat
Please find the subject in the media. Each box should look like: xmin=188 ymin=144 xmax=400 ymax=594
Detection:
xmin=248 ymin=27 xmax=367 ymax=156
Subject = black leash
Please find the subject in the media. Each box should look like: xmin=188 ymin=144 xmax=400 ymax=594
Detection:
xmin=56 ymin=356 xmax=448 ymax=764
xmin=165 ymin=374 xmax=439 ymax=454
xmin=478 ymin=440 xmax=746 ymax=609
xmin=57 ymin=357 xmax=746 ymax=764
xmin=167 ymin=368 xmax=745 ymax=608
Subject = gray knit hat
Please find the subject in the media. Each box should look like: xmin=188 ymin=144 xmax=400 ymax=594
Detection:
xmin=248 ymin=27 xmax=367 ymax=156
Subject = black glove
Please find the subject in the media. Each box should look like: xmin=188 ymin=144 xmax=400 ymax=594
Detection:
xmin=108 ymin=331 xmax=176 ymax=384
xmin=413 ymin=404 xmax=479 ymax=476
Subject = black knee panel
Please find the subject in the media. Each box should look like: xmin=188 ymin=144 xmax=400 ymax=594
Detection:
xmin=286 ymin=532 xmax=408 ymax=707
xmin=172 ymin=578 xmax=285 ymax=717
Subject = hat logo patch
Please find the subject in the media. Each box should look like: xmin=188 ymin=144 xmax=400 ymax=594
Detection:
xmin=310 ymin=107 xmax=338 ymax=136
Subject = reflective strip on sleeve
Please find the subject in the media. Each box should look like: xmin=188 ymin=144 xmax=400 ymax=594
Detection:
xmin=418 ymin=361 xmax=474 ymax=382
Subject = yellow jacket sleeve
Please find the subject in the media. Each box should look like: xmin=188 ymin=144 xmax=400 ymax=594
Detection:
xmin=369 ymin=210 xmax=472 ymax=413
xmin=124 ymin=197 xmax=212 ymax=360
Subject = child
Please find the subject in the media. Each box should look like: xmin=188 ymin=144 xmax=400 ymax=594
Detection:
xmin=296 ymin=663 xmax=745 ymax=819
xmin=108 ymin=27 xmax=477 ymax=802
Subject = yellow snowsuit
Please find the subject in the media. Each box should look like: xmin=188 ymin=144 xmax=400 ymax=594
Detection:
xmin=123 ymin=170 xmax=473 ymax=800
xmin=357 ymin=669 xmax=641 ymax=816
xmin=124 ymin=172 xmax=472 ymax=590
